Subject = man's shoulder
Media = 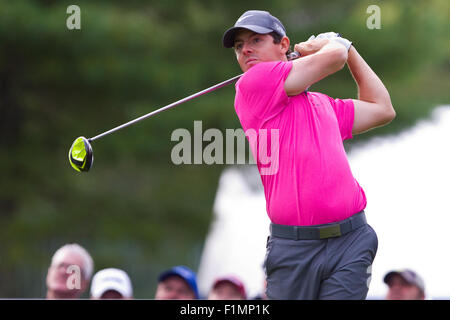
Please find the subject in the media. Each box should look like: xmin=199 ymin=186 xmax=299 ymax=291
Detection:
xmin=242 ymin=61 xmax=290 ymax=80
xmin=238 ymin=60 xmax=292 ymax=92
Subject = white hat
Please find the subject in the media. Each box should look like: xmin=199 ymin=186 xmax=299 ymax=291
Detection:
xmin=90 ymin=268 xmax=133 ymax=298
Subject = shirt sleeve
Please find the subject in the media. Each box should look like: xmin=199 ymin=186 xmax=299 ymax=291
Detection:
xmin=328 ymin=96 xmax=355 ymax=140
xmin=235 ymin=61 xmax=292 ymax=122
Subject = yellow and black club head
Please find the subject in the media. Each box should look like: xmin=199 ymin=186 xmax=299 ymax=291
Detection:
xmin=66 ymin=72 xmax=252 ymax=173
xmin=68 ymin=136 xmax=94 ymax=172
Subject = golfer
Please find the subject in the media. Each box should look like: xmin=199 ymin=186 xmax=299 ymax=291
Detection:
xmin=223 ymin=10 xmax=395 ymax=299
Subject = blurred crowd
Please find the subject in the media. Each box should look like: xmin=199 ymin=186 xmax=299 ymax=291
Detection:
xmin=45 ymin=243 xmax=426 ymax=300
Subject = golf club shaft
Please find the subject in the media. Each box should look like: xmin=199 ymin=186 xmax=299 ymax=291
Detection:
xmin=88 ymin=52 xmax=301 ymax=142
xmin=88 ymin=74 xmax=243 ymax=142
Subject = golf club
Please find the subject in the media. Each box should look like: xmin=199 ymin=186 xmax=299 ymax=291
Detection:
xmin=68 ymin=51 xmax=301 ymax=172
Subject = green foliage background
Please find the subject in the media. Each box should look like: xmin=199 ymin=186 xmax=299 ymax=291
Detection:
xmin=0 ymin=0 xmax=448 ymax=297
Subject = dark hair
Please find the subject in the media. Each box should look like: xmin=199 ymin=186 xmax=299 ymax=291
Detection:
xmin=268 ymin=31 xmax=292 ymax=57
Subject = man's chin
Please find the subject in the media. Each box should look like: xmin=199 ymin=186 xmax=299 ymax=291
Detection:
xmin=49 ymin=282 xmax=82 ymax=294
xmin=52 ymin=289 xmax=83 ymax=299
xmin=242 ymin=61 xmax=260 ymax=72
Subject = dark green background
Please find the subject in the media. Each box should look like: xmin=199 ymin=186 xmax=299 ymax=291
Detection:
xmin=0 ymin=0 xmax=448 ymax=298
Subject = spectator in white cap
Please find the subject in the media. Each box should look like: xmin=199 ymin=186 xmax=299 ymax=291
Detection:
xmin=384 ymin=269 xmax=425 ymax=300
xmin=90 ymin=268 xmax=133 ymax=299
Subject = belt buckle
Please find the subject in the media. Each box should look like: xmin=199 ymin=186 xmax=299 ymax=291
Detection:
xmin=319 ymin=224 xmax=342 ymax=239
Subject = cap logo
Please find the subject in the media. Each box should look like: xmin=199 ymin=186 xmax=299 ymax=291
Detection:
xmin=237 ymin=14 xmax=254 ymax=23
xmin=103 ymin=276 xmax=124 ymax=284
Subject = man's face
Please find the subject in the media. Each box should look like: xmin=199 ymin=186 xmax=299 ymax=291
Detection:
xmin=233 ymin=29 xmax=289 ymax=72
xmin=155 ymin=275 xmax=196 ymax=300
xmin=46 ymin=250 xmax=88 ymax=297
xmin=385 ymin=275 xmax=425 ymax=300
xmin=98 ymin=290 xmax=127 ymax=299
xmin=208 ymin=281 xmax=245 ymax=300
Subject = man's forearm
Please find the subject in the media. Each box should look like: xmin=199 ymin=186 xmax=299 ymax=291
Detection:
xmin=346 ymin=46 xmax=392 ymax=107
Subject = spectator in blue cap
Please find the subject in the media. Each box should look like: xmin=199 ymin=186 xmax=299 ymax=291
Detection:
xmin=155 ymin=265 xmax=199 ymax=300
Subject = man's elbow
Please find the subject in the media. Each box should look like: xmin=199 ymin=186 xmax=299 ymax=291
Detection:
xmin=382 ymin=102 xmax=396 ymax=124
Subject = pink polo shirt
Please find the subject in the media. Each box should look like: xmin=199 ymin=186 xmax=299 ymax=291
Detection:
xmin=234 ymin=61 xmax=366 ymax=226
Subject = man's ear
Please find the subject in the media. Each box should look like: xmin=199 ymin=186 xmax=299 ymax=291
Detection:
xmin=280 ymin=36 xmax=290 ymax=55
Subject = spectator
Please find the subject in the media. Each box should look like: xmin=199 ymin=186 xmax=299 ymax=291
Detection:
xmin=46 ymin=243 xmax=93 ymax=299
xmin=155 ymin=265 xmax=199 ymax=300
xmin=90 ymin=268 xmax=133 ymax=299
xmin=384 ymin=269 xmax=425 ymax=300
xmin=208 ymin=275 xmax=247 ymax=300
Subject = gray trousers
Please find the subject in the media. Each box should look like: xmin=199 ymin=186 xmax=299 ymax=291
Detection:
xmin=263 ymin=224 xmax=378 ymax=300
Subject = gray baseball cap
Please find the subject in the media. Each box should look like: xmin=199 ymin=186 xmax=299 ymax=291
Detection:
xmin=384 ymin=269 xmax=425 ymax=293
xmin=222 ymin=10 xmax=287 ymax=48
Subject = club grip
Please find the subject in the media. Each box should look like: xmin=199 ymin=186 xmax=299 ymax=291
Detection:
xmin=287 ymin=51 xmax=301 ymax=60
xmin=287 ymin=33 xmax=342 ymax=61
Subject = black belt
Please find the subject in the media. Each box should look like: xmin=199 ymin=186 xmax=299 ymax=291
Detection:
xmin=270 ymin=211 xmax=367 ymax=240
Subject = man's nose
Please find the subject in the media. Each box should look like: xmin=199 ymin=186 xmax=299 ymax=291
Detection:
xmin=390 ymin=283 xmax=402 ymax=291
xmin=242 ymin=42 xmax=253 ymax=55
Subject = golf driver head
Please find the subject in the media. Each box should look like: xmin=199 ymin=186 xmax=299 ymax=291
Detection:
xmin=68 ymin=136 xmax=94 ymax=172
